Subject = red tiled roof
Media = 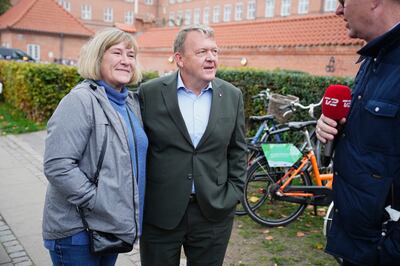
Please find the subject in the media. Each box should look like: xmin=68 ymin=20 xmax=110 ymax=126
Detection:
xmin=115 ymin=22 xmax=137 ymax=33
xmin=136 ymin=14 xmax=364 ymax=49
xmin=0 ymin=0 xmax=93 ymax=36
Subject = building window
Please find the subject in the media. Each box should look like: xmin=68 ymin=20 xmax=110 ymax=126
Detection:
xmin=81 ymin=4 xmax=91 ymax=20
xmin=298 ymin=0 xmax=308 ymax=14
xmin=125 ymin=11 xmax=134 ymax=25
xmin=247 ymin=0 xmax=256 ymax=19
xmin=235 ymin=3 xmax=243 ymax=21
xmin=58 ymin=0 xmax=71 ymax=12
xmin=203 ymin=7 xmax=209 ymax=25
xmin=169 ymin=12 xmax=175 ymax=26
xmin=324 ymin=0 xmax=336 ymax=11
xmin=177 ymin=0 xmax=183 ymax=3
xmin=213 ymin=6 xmax=220 ymax=23
xmin=144 ymin=0 xmax=153 ymax=4
xmin=177 ymin=10 xmax=183 ymax=25
xmin=125 ymin=0 xmax=134 ymax=2
xmin=223 ymin=4 xmax=231 ymax=22
xmin=193 ymin=8 xmax=201 ymax=24
xmin=184 ymin=9 xmax=191 ymax=25
xmin=27 ymin=44 xmax=40 ymax=61
xmin=169 ymin=0 xmax=175 ymax=3
xmin=265 ymin=0 xmax=275 ymax=17
xmin=104 ymin=7 xmax=113 ymax=22
xmin=281 ymin=0 xmax=291 ymax=16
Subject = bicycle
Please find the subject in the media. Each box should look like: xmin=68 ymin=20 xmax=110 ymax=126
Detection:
xmin=242 ymin=100 xmax=333 ymax=227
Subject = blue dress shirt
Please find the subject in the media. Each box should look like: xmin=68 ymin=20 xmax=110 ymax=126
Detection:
xmin=177 ymin=72 xmax=212 ymax=193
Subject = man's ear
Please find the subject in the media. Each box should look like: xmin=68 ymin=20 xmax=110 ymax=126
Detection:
xmin=174 ymin=53 xmax=183 ymax=68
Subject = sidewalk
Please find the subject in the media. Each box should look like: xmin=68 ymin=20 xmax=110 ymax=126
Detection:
xmin=0 ymin=131 xmax=142 ymax=265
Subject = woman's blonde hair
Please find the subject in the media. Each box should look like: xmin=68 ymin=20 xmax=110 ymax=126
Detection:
xmin=78 ymin=28 xmax=142 ymax=85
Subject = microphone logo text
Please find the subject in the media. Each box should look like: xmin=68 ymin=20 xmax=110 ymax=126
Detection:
xmin=324 ymin=97 xmax=351 ymax=108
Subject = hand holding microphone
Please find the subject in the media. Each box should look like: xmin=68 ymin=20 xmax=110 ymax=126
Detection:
xmin=317 ymin=85 xmax=351 ymax=166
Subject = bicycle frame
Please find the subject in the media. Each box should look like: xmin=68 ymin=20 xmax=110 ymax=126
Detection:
xmin=273 ymin=126 xmax=333 ymax=201
xmin=278 ymin=149 xmax=333 ymax=198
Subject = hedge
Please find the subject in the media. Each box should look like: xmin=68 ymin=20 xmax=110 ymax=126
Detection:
xmin=0 ymin=61 xmax=354 ymax=124
xmin=0 ymin=61 xmax=157 ymax=122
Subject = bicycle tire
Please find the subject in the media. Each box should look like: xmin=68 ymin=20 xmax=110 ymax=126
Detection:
xmin=235 ymin=202 xmax=248 ymax=216
xmin=243 ymin=156 xmax=312 ymax=227
xmin=323 ymin=202 xmax=334 ymax=237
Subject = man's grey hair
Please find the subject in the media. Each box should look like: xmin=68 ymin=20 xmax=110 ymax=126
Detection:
xmin=173 ymin=25 xmax=215 ymax=53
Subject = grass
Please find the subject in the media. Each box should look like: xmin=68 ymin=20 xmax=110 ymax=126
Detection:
xmin=0 ymin=101 xmax=45 ymax=135
xmin=232 ymin=205 xmax=338 ymax=266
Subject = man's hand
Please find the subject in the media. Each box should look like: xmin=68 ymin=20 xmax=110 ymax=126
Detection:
xmin=316 ymin=114 xmax=346 ymax=143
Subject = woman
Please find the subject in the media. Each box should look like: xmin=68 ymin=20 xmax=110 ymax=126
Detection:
xmin=42 ymin=28 xmax=148 ymax=265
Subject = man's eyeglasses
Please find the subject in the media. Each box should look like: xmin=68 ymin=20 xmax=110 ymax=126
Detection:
xmin=338 ymin=0 xmax=345 ymax=6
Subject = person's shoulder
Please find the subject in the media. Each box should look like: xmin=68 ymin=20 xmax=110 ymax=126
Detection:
xmin=214 ymin=77 xmax=241 ymax=95
xmin=140 ymin=72 xmax=176 ymax=90
xmin=65 ymin=80 xmax=98 ymax=105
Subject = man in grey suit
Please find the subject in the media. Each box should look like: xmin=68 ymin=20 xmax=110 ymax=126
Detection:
xmin=138 ymin=25 xmax=247 ymax=266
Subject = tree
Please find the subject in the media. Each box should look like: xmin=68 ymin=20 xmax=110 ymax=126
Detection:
xmin=0 ymin=0 xmax=11 ymax=16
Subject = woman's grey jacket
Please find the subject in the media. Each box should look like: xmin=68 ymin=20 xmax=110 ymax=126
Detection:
xmin=42 ymin=80 xmax=142 ymax=244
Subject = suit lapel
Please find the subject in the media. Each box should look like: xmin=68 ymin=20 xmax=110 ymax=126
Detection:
xmin=196 ymin=79 xmax=222 ymax=148
xmin=161 ymin=73 xmax=193 ymax=146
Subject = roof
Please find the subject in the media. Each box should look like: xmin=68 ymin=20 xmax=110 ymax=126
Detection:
xmin=136 ymin=13 xmax=364 ymax=49
xmin=115 ymin=22 xmax=137 ymax=33
xmin=0 ymin=0 xmax=93 ymax=36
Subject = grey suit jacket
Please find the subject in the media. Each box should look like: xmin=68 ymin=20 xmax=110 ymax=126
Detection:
xmin=139 ymin=72 xmax=247 ymax=229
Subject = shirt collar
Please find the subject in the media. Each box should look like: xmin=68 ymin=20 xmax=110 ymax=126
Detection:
xmin=176 ymin=71 xmax=213 ymax=93
xmin=356 ymin=22 xmax=400 ymax=61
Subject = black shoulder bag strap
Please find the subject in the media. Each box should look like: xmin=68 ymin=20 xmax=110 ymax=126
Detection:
xmin=78 ymin=125 xmax=108 ymax=229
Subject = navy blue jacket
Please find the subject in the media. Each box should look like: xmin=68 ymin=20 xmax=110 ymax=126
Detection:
xmin=325 ymin=23 xmax=400 ymax=265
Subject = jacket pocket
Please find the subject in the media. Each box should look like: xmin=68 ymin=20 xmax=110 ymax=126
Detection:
xmin=360 ymin=100 xmax=399 ymax=154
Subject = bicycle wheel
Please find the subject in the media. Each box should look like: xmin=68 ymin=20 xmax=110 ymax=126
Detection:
xmin=235 ymin=201 xmax=248 ymax=216
xmin=243 ymin=156 xmax=311 ymax=227
xmin=323 ymin=202 xmax=334 ymax=237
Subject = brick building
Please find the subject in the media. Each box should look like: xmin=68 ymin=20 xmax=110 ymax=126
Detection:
xmin=0 ymin=0 xmax=93 ymax=64
xmin=3 ymin=0 xmax=364 ymax=76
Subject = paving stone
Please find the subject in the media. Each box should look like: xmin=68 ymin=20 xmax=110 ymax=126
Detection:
xmin=5 ymin=244 xmax=23 ymax=253
xmin=0 ymin=235 xmax=15 ymax=242
xmin=0 ymin=230 xmax=12 ymax=236
xmin=0 ymin=225 xmax=9 ymax=231
xmin=14 ymin=261 xmax=33 ymax=266
xmin=0 ymin=244 xmax=11 ymax=264
xmin=2 ymin=240 xmax=19 ymax=247
xmin=9 ymin=251 xmax=27 ymax=259
xmin=11 ymin=256 xmax=30 ymax=263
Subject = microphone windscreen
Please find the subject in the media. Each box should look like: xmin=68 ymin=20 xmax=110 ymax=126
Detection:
xmin=321 ymin=85 xmax=351 ymax=121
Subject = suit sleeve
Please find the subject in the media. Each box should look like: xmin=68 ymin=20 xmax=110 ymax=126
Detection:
xmin=227 ymin=91 xmax=247 ymax=201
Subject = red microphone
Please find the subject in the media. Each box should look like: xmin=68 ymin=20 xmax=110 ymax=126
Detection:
xmin=321 ymin=85 xmax=351 ymax=164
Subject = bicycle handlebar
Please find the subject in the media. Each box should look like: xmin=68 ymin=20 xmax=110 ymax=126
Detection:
xmin=251 ymin=89 xmax=271 ymax=100
xmin=281 ymin=98 xmax=323 ymax=118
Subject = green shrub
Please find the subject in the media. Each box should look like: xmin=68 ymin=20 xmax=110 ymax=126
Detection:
xmin=0 ymin=62 xmax=354 ymax=125
xmin=0 ymin=61 xmax=160 ymax=122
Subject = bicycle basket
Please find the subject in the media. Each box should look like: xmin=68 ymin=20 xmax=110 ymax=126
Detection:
xmin=267 ymin=93 xmax=299 ymax=123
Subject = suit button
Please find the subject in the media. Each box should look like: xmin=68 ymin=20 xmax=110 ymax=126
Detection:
xmin=187 ymin=174 xmax=192 ymax=180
